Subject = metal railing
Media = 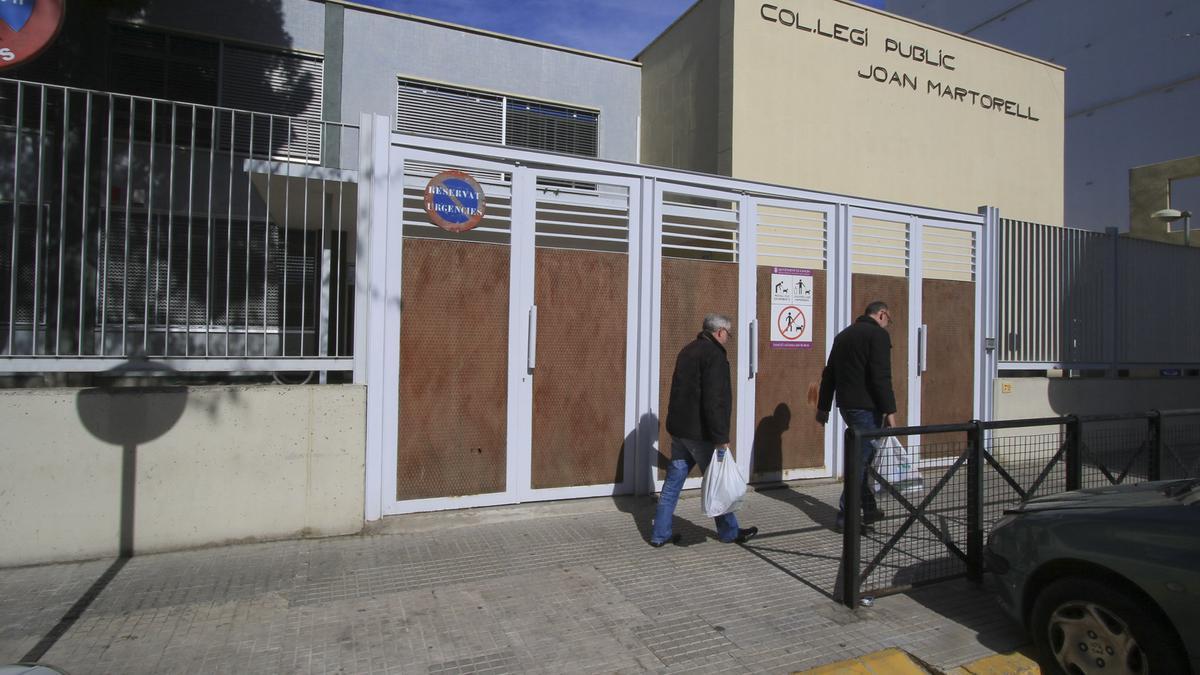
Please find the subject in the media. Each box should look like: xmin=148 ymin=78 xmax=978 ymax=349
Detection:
xmin=839 ymin=409 xmax=1200 ymax=607
xmin=0 ymin=78 xmax=358 ymax=372
xmin=1000 ymin=219 xmax=1200 ymax=369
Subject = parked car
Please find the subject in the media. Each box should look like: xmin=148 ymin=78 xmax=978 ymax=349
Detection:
xmin=986 ymin=478 xmax=1200 ymax=674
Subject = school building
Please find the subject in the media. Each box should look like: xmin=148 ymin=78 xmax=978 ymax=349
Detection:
xmin=1 ymin=0 xmax=1197 ymax=567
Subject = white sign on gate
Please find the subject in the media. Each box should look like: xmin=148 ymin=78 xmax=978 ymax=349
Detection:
xmin=770 ymin=268 xmax=814 ymax=349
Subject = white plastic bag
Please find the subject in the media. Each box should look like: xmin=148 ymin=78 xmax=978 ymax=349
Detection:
xmin=701 ymin=449 xmax=748 ymax=517
xmin=873 ymin=436 xmax=924 ymax=494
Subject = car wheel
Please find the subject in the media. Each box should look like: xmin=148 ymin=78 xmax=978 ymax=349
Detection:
xmin=1030 ymin=577 xmax=1187 ymax=675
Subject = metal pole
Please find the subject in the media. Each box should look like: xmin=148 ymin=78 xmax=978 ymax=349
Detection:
xmin=966 ymin=420 xmax=984 ymax=584
xmin=841 ymin=427 xmax=863 ymax=608
xmin=1065 ymin=415 xmax=1082 ymax=491
xmin=1147 ymin=410 xmax=1162 ymax=482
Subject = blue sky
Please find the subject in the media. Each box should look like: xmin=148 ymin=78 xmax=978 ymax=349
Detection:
xmin=353 ymin=0 xmax=887 ymax=59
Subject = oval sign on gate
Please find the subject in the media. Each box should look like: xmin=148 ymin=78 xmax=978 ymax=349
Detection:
xmin=424 ymin=170 xmax=486 ymax=233
xmin=0 ymin=0 xmax=65 ymax=69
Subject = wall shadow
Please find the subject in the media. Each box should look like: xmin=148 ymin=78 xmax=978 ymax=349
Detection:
xmin=751 ymin=403 xmax=790 ymax=480
xmin=21 ymin=357 xmax=188 ymax=664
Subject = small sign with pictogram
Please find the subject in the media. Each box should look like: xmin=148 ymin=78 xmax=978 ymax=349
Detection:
xmin=770 ymin=268 xmax=814 ymax=349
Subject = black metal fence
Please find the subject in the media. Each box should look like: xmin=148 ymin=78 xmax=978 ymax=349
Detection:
xmin=839 ymin=408 xmax=1200 ymax=608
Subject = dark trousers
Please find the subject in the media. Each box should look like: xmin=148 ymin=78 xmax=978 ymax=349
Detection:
xmin=837 ymin=408 xmax=882 ymax=524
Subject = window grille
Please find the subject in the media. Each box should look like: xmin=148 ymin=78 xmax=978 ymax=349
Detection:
xmin=396 ymin=78 xmax=599 ymax=157
xmin=852 ymin=217 xmax=910 ymax=277
xmin=756 ymin=205 xmax=827 ymax=270
xmin=507 ymin=100 xmax=598 ymax=156
xmin=661 ymin=194 xmax=739 ymax=262
xmin=535 ymin=179 xmax=628 ymax=252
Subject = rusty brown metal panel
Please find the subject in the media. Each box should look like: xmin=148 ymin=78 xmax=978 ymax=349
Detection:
xmin=753 ymin=268 xmax=827 ymax=477
xmin=658 ymin=259 xmax=739 ymax=477
xmin=531 ymin=249 xmax=628 ymax=489
xmin=921 ymin=278 xmax=976 ymax=437
xmin=397 ymin=239 xmax=509 ymax=500
xmin=850 ymin=274 xmax=910 ymax=436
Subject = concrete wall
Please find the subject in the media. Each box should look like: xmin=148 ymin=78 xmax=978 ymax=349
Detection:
xmin=340 ymin=5 xmax=642 ymax=162
xmin=995 ymin=376 xmax=1200 ymax=420
xmin=131 ymin=0 xmax=327 ymax=53
xmin=1129 ymin=155 xmax=1200 ymax=245
xmin=0 ymin=385 xmax=365 ymax=568
xmin=727 ymin=0 xmax=1064 ymax=225
xmin=638 ymin=0 xmax=730 ymax=174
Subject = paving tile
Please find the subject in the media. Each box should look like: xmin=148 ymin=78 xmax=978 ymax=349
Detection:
xmin=0 ymin=485 xmax=1027 ymax=674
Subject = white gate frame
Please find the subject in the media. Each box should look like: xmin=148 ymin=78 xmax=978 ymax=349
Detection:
xmin=356 ymin=114 xmax=999 ymax=520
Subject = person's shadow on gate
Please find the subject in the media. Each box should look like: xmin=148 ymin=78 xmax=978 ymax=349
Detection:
xmin=752 ymin=402 xmax=843 ymax=530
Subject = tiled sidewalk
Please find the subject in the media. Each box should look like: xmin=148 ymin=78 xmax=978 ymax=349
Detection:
xmin=0 ymin=481 xmax=1025 ymax=674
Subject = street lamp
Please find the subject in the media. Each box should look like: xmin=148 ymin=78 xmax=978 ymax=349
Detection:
xmin=1151 ymin=208 xmax=1192 ymax=246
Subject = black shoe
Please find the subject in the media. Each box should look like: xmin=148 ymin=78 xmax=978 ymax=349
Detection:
xmin=650 ymin=533 xmax=682 ymax=548
xmin=733 ymin=527 xmax=758 ymax=544
xmin=833 ymin=523 xmax=875 ymax=535
xmin=862 ymin=510 xmax=886 ymax=525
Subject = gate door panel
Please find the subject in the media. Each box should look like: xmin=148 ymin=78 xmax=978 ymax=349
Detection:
xmin=849 ymin=212 xmax=914 ymax=438
xmin=657 ymin=189 xmax=742 ymax=484
xmin=395 ymin=158 xmax=516 ymax=505
xmin=918 ymin=222 xmax=979 ymax=455
xmin=527 ymin=175 xmax=636 ymax=495
xmin=751 ymin=201 xmax=834 ymax=481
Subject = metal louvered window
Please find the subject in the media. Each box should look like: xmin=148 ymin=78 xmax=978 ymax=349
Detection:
xmin=108 ymin=24 xmax=323 ymax=162
xmin=397 ymin=78 xmax=599 ymax=157
xmin=506 ymin=100 xmax=597 ymax=156
xmin=108 ymin=24 xmax=219 ymax=106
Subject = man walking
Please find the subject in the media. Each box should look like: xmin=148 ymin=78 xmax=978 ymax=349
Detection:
xmin=651 ymin=313 xmax=758 ymax=547
xmin=816 ymin=301 xmax=897 ymax=533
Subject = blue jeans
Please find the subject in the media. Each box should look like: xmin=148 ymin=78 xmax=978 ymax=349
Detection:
xmin=837 ymin=408 xmax=882 ymax=524
xmin=651 ymin=437 xmax=740 ymax=544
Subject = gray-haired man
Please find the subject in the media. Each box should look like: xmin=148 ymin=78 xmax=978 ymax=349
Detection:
xmin=650 ymin=313 xmax=758 ymax=547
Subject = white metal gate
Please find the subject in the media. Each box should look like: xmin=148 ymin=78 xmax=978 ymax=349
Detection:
xmin=356 ymin=116 xmax=997 ymax=518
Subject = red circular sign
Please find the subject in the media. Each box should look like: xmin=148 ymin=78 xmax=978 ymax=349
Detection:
xmin=423 ymin=170 xmax=486 ymax=233
xmin=0 ymin=0 xmax=65 ymax=69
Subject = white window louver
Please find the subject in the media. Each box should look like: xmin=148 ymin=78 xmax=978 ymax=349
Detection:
xmin=396 ymin=78 xmax=599 ymax=157
xmin=396 ymin=79 xmax=504 ymax=145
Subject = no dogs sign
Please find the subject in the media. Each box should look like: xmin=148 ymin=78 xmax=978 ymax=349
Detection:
xmin=770 ymin=268 xmax=813 ymax=349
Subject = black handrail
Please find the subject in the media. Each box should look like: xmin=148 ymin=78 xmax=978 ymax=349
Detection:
xmin=839 ymin=407 xmax=1200 ymax=608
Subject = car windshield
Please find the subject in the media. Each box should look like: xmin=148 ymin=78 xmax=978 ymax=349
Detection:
xmin=1164 ymin=478 xmax=1200 ymax=505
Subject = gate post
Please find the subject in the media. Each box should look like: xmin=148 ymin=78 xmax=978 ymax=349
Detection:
xmin=1147 ymin=410 xmax=1163 ymax=481
xmin=840 ymin=427 xmax=864 ymax=608
xmin=1065 ymin=415 xmax=1082 ymax=491
xmin=966 ymin=420 xmax=985 ymax=584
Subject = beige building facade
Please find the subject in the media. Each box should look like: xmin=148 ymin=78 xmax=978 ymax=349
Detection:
xmin=640 ymin=0 xmax=1065 ymax=226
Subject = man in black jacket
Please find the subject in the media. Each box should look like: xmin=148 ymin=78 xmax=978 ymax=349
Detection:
xmin=650 ymin=313 xmax=758 ymax=547
xmin=817 ymin=301 xmax=897 ymax=532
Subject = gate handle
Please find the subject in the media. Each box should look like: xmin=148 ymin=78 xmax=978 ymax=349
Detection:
xmin=527 ymin=305 xmax=538 ymax=370
xmin=918 ymin=324 xmax=928 ymax=373
xmin=749 ymin=319 xmax=758 ymax=377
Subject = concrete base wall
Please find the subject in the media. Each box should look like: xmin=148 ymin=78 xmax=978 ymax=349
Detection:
xmin=995 ymin=376 xmax=1200 ymax=420
xmin=0 ymin=385 xmax=365 ymax=567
